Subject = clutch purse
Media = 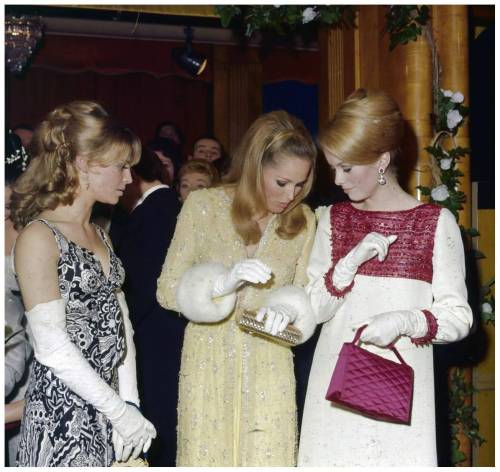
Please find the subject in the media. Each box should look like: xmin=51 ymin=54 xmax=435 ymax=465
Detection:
xmin=325 ymin=325 xmax=414 ymax=424
xmin=237 ymin=310 xmax=302 ymax=346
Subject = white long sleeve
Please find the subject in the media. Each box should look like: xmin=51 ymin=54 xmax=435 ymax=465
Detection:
xmin=305 ymin=207 xmax=348 ymax=324
xmin=425 ymin=208 xmax=473 ymax=342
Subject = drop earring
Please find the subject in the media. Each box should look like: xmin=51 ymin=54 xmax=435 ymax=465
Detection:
xmin=377 ymin=168 xmax=387 ymax=186
xmin=82 ymin=174 xmax=90 ymax=191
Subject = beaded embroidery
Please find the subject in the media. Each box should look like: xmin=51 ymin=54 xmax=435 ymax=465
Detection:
xmin=411 ymin=309 xmax=439 ymax=346
xmin=323 ymin=267 xmax=354 ymax=297
xmin=328 ymin=202 xmax=442 ymax=284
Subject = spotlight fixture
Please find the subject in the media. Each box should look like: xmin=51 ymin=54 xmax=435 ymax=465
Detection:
xmin=172 ymin=26 xmax=207 ymax=77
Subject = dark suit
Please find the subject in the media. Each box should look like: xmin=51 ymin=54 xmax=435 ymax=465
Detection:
xmin=111 ymin=187 xmax=186 ymax=466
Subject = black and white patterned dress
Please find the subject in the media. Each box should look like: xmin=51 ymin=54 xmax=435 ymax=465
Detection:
xmin=17 ymin=219 xmax=126 ymax=467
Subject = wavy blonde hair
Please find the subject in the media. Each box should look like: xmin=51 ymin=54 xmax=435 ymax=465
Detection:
xmin=10 ymin=100 xmax=141 ymax=229
xmin=178 ymin=158 xmax=220 ymax=185
xmin=318 ymin=88 xmax=404 ymax=167
xmin=224 ymin=110 xmax=316 ymax=245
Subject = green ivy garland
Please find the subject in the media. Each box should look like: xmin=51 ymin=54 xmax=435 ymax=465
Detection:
xmin=385 ymin=5 xmax=431 ymax=50
xmin=215 ymin=5 xmax=357 ymax=38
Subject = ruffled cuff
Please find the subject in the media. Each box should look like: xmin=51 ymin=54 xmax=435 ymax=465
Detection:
xmin=410 ymin=310 xmax=439 ymax=346
xmin=324 ymin=265 xmax=355 ymax=298
xmin=266 ymin=285 xmax=316 ymax=344
xmin=176 ymin=262 xmax=237 ymax=323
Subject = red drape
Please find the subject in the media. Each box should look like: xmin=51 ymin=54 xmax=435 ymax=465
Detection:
xmin=6 ymin=34 xmax=213 ymax=155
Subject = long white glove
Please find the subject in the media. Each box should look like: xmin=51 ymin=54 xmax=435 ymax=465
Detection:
xmin=256 ymin=304 xmax=297 ymax=335
xmin=333 ymin=232 xmax=398 ymax=289
xmin=26 ymin=299 xmax=156 ymax=457
xmin=212 ymin=259 xmax=272 ymax=297
xmin=357 ymin=310 xmax=428 ymax=347
xmin=114 ymin=291 xmax=153 ymax=462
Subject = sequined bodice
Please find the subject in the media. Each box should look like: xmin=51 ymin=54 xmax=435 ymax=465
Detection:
xmin=329 ymin=202 xmax=442 ymax=283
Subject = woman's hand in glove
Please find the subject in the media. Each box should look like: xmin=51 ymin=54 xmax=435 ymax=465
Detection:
xmin=112 ymin=426 xmax=153 ymax=463
xmin=212 ymin=259 xmax=272 ymax=297
xmin=349 ymin=232 xmax=398 ymax=267
xmin=355 ymin=310 xmax=427 ymax=347
xmin=111 ymin=403 xmax=156 ymax=460
xmin=256 ymin=304 xmax=297 ymax=335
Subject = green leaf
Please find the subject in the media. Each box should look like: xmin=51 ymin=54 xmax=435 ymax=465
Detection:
xmin=465 ymin=227 xmax=480 ymax=237
xmin=416 ymin=185 xmax=431 ymax=196
xmin=472 ymin=249 xmax=486 ymax=260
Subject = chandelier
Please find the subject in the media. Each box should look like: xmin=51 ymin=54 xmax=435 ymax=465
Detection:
xmin=5 ymin=15 xmax=44 ymax=73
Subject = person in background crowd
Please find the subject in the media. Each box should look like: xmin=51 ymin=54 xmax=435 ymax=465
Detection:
xmin=297 ymin=89 xmax=473 ymax=466
xmin=155 ymin=120 xmax=183 ymax=148
xmin=147 ymin=137 xmax=183 ymax=186
xmin=188 ymin=135 xmax=230 ymax=176
xmin=5 ymin=130 xmax=32 ymax=466
xmin=157 ymin=110 xmax=318 ymax=466
xmin=177 ymin=158 xmax=219 ymax=203
xmin=12 ymin=124 xmax=34 ymax=150
xmin=110 ymin=147 xmax=184 ymax=466
xmin=10 ymin=100 xmax=156 ymax=466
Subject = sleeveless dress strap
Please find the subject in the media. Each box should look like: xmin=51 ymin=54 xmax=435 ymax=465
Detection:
xmin=93 ymin=224 xmax=113 ymax=251
xmin=26 ymin=219 xmax=68 ymax=252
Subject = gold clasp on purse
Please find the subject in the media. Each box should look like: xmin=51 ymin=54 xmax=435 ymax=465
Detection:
xmin=237 ymin=310 xmax=302 ymax=347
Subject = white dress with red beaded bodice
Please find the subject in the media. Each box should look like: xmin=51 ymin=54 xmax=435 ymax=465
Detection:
xmin=298 ymin=202 xmax=472 ymax=467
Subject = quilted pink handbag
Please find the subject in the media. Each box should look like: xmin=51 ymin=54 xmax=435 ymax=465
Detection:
xmin=325 ymin=325 xmax=414 ymax=424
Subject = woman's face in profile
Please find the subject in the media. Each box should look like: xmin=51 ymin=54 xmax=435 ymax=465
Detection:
xmin=262 ymin=155 xmax=311 ymax=214
xmin=324 ymin=151 xmax=379 ymax=203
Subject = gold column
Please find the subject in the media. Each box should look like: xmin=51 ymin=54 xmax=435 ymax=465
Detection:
xmin=318 ymin=26 xmax=355 ymax=127
xmin=432 ymin=5 xmax=471 ymax=226
xmin=433 ymin=5 xmax=472 ymax=466
xmin=357 ymin=6 xmax=433 ymax=197
xmin=394 ymin=35 xmax=434 ymax=197
xmin=213 ymin=46 xmax=263 ymax=155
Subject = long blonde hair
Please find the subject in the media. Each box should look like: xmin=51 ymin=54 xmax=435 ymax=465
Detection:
xmin=319 ymin=88 xmax=404 ymax=166
xmin=224 ymin=110 xmax=316 ymax=245
xmin=10 ymin=100 xmax=141 ymax=229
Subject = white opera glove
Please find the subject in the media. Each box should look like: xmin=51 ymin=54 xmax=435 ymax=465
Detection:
xmin=333 ymin=233 xmax=398 ymax=289
xmin=26 ymin=299 xmax=156 ymax=458
xmin=357 ymin=310 xmax=428 ymax=347
xmin=212 ymin=259 xmax=272 ymax=298
xmin=114 ymin=291 xmax=155 ymax=462
xmin=256 ymin=304 xmax=297 ymax=336
xmin=116 ymin=291 xmax=139 ymax=406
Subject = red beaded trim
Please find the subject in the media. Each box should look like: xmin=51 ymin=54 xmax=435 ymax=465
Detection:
xmin=329 ymin=202 xmax=441 ymax=283
xmin=411 ymin=309 xmax=439 ymax=346
xmin=324 ymin=266 xmax=355 ymax=298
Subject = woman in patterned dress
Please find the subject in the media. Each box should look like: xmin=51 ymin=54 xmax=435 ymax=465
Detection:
xmin=297 ymin=89 xmax=473 ymax=466
xmin=10 ymin=101 xmax=156 ymax=466
xmin=157 ymin=111 xmax=318 ymax=466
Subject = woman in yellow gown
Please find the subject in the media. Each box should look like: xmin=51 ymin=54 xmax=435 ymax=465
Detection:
xmin=157 ymin=111 xmax=318 ymax=466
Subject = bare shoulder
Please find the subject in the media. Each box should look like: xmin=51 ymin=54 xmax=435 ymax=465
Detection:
xmin=14 ymin=221 xmax=59 ymax=270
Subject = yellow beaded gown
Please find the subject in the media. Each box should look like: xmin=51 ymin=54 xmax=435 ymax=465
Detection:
xmin=157 ymin=187 xmax=316 ymax=466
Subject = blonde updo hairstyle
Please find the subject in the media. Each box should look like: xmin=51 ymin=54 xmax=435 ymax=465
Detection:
xmin=224 ymin=110 xmax=317 ymax=245
xmin=319 ymin=88 xmax=404 ymax=169
xmin=10 ymin=100 xmax=141 ymax=229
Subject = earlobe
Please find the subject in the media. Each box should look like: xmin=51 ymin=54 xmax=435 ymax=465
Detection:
xmin=377 ymin=152 xmax=391 ymax=172
xmin=75 ymin=155 xmax=89 ymax=173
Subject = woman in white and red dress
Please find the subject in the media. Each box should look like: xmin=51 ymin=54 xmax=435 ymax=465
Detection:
xmin=297 ymin=89 xmax=473 ymax=466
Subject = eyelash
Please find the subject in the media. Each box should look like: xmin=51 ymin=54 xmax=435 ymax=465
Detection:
xmin=277 ymin=181 xmax=304 ymax=188
xmin=332 ymin=167 xmax=352 ymax=174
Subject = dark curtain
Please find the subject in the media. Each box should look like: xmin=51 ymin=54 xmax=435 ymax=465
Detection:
xmin=6 ymin=34 xmax=213 ymax=155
